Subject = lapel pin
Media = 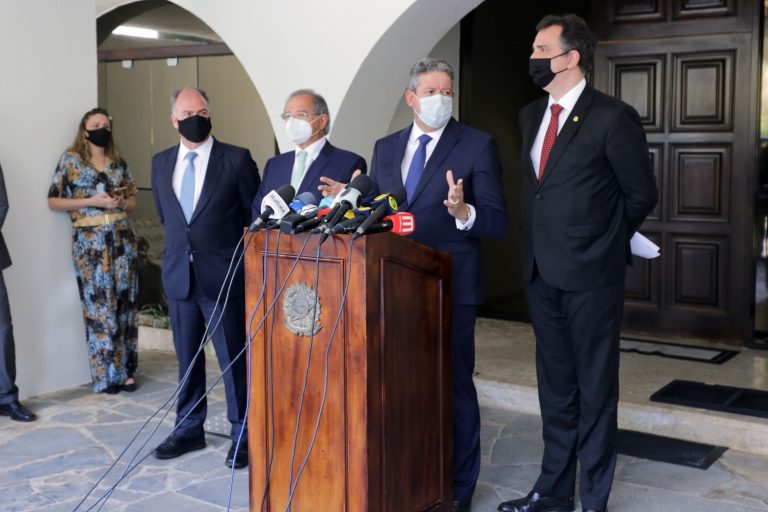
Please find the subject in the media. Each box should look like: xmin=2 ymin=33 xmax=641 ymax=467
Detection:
xmin=573 ymin=115 xmax=580 ymax=123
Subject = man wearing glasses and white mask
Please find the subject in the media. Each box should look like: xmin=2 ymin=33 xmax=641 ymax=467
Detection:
xmin=251 ymin=89 xmax=366 ymax=217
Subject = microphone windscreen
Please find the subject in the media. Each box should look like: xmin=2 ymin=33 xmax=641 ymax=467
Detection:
xmin=293 ymin=191 xmax=317 ymax=206
xmin=347 ymin=174 xmax=373 ymax=196
xmin=275 ymin=184 xmax=296 ymax=203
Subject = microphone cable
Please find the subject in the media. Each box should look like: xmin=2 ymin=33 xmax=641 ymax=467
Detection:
xmin=226 ymin=227 xmax=274 ymax=511
xmin=284 ymin=234 xmax=323 ymax=511
xmin=95 ymin=228 xmax=312 ymax=512
xmin=285 ymin=236 xmax=357 ymax=512
xmin=257 ymin=231 xmax=314 ymax=512
xmin=77 ymin=230 xmax=259 ymax=512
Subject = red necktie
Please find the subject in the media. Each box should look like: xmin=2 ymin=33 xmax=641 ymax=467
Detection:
xmin=538 ymin=103 xmax=563 ymax=182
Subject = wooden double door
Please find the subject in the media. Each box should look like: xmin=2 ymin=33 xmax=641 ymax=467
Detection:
xmin=465 ymin=0 xmax=761 ymax=344
xmin=593 ymin=0 xmax=760 ymax=343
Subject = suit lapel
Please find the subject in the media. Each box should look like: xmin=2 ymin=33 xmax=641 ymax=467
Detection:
xmin=524 ymin=99 xmax=547 ymax=188
xmin=190 ymin=138 xmax=223 ymax=223
xmin=161 ymin=145 xmax=187 ymax=224
xmin=299 ymin=141 xmax=331 ymax=194
xmin=539 ymin=86 xmax=593 ymax=186
xmin=409 ymin=118 xmax=459 ymax=206
xmin=390 ymin=127 xmax=410 ymax=190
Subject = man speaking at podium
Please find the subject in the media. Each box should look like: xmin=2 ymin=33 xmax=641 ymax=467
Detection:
xmin=368 ymin=58 xmax=507 ymax=512
xmin=251 ymin=89 xmax=365 ymax=218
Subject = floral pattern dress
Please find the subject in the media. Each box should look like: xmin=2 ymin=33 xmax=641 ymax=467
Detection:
xmin=48 ymin=153 xmax=139 ymax=392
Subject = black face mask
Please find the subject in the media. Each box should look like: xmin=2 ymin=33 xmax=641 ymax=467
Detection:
xmin=177 ymin=115 xmax=212 ymax=143
xmin=528 ymin=51 xmax=571 ymax=88
xmin=86 ymin=128 xmax=112 ymax=148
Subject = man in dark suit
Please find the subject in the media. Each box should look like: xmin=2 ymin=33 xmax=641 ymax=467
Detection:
xmin=0 ymin=162 xmax=36 ymax=423
xmin=151 ymin=87 xmax=260 ymax=468
xmin=251 ymin=89 xmax=365 ymax=218
xmin=498 ymin=15 xmax=657 ymax=512
xmin=368 ymin=58 xmax=507 ymax=512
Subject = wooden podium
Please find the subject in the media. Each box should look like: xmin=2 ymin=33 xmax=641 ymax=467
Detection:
xmin=244 ymin=231 xmax=452 ymax=511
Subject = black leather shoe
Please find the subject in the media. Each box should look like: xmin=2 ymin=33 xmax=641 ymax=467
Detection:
xmin=101 ymin=385 xmax=120 ymax=394
xmin=498 ymin=491 xmax=574 ymax=512
xmin=153 ymin=434 xmax=206 ymax=459
xmin=0 ymin=401 xmax=37 ymax=422
xmin=120 ymin=382 xmax=136 ymax=392
xmin=452 ymin=500 xmax=471 ymax=512
xmin=225 ymin=441 xmax=248 ymax=468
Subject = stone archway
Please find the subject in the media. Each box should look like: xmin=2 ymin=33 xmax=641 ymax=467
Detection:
xmin=96 ymin=0 xmax=485 ymax=158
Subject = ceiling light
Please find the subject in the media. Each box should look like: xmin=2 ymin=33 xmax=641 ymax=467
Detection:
xmin=112 ymin=25 xmax=159 ymax=39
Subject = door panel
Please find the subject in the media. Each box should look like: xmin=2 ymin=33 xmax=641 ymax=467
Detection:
xmin=594 ymin=1 xmax=759 ymax=343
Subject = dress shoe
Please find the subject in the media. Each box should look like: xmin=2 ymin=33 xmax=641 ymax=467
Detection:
xmin=452 ymin=500 xmax=471 ymax=511
xmin=154 ymin=434 xmax=206 ymax=459
xmin=225 ymin=441 xmax=248 ymax=468
xmin=0 ymin=401 xmax=37 ymax=422
xmin=498 ymin=491 xmax=574 ymax=512
xmin=120 ymin=382 xmax=136 ymax=392
xmin=101 ymin=385 xmax=120 ymax=394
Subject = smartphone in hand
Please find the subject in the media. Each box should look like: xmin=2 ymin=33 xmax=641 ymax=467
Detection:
xmin=110 ymin=186 xmax=128 ymax=198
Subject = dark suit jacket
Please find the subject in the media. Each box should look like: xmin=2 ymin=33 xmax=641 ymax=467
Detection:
xmin=151 ymin=138 xmax=260 ymax=301
xmin=251 ymin=141 xmax=366 ymax=219
xmin=369 ymin=118 xmax=507 ymax=306
xmin=519 ymin=85 xmax=658 ymax=291
xmin=0 ymin=163 xmax=10 ymax=271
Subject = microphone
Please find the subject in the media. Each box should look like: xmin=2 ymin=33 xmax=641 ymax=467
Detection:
xmin=249 ymin=184 xmax=295 ymax=231
xmin=329 ymin=214 xmax=368 ymax=235
xmin=288 ymin=191 xmax=317 ymax=213
xmin=287 ymin=207 xmax=333 ymax=234
xmin=363 ymin=212 xmax=416 ymax=236
xmin=319 ymin=175 xmax=373 ymax=233
xmin=352 ymin=186 xmax=406 ymax=239
xmin=276 ymin=192 xmax=318 ymax=232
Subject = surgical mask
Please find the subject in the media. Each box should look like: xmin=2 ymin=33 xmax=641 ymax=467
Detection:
xmin=86 ymin=128 xmax=111 ymax=147
xmin=415 ymin=94 xmax=453 ymax=129
xmin=177 ymin=115 xmax=212 ymax=143
xmin=285 ymin=117 xmax=320 ymax=145
xmin=529 ymin=51 xmax=571 ymax=88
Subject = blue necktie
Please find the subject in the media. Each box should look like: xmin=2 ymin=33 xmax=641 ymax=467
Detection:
xmin=180 ymin=151 xmax=197 ymax=223
xmin=404 ymin=134 xmax=432 ymax=203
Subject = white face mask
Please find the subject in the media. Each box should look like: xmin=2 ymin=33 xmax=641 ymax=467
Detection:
xmin=285 ymin=117 xmax=320 ymax=145
xmin=415 ymin=94 xmax=453 ymax=129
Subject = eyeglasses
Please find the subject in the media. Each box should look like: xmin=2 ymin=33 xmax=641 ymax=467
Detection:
xmin=280 ymin=111 xmax=319 ymax=121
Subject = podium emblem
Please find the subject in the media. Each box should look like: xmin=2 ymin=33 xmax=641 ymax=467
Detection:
xmin=283 ymin=283 xmax=322 ymax=336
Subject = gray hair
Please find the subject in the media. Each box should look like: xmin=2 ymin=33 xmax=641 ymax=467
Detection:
xmin=170 ymin=87 xmax=210 ymax=115
xmin=407 ymin=58 xmax=454 ymax=92
xmin=286 ymin=88 xmax=331 ymax=135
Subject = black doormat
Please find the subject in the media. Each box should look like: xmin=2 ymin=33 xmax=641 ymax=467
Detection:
xmin=651 ymin=380 xmax=768 ymax=419
xmin=617 ymin=429 xmax=727 ymax=469
xmin=620 ymin=338 xmax=739 ymax=364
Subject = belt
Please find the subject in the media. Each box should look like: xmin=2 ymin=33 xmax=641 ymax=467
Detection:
xmin=72 ymin=212 xmax=127 ymax=228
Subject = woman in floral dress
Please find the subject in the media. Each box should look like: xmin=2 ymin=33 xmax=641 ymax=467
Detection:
xmin=47 ymin=107 xmax=139 ymax=394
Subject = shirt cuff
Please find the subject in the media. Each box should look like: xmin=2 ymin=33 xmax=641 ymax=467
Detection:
xmin=455 ymin=204 xmax=476 ymax=231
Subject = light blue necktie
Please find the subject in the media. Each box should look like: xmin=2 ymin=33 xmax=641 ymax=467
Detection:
xmin=290 ymin=150 xmax=308 ymax=190
xmin=404 ymin=134 xmax=432 ymax=203
xmin=180 ymin=151 xmax=197 ymax=223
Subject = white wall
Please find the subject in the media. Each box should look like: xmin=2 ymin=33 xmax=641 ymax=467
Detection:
xmin=0 ymin=0 xmax=97 ymax=398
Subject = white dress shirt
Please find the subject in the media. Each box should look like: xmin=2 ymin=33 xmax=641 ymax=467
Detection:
xmin=172 ymin=135 xmax=214 ymax=211
xmin=401 ymin=122 xmax=475 ymax=230
xmin=529 ymin=78 xmax=587 ymax=176
xmin=293 ymin=136 xmax=327 ymax=187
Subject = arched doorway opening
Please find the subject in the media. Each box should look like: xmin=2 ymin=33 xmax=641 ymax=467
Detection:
xmin=96 ymin=0 xmax=274 ymax=313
